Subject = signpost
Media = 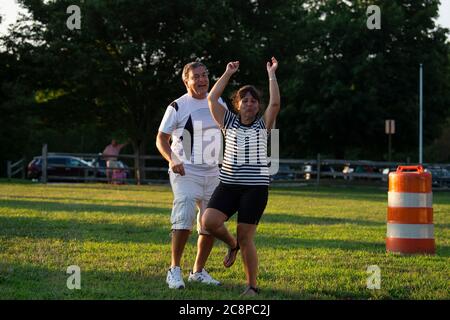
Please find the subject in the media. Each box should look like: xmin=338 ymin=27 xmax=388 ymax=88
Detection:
xmin=385 ymin=120 xmax=395 ymax=162
xmin=419 ymin=64 xmax=423 ymax=164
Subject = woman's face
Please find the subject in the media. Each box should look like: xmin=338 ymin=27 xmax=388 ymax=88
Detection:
xmin=238 ymin=92 xmax=260 ymax=119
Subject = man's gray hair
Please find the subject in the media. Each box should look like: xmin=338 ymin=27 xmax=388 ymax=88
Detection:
xmin=182 ymin=61 xmax=207 ymax=82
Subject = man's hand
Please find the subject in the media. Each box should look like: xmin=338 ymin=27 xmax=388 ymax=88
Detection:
xmin=169 ymin=156 xmax=185 ymax=176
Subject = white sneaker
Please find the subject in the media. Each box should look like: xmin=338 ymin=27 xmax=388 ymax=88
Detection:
xmin=188 ymin=269 xmax=221 ymax=286
xmin=166 ymin=266 xmax=185 ymax=289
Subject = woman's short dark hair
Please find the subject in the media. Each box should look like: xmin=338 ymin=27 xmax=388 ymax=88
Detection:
xmin=231 ymin=85 xmax=262 ymax=112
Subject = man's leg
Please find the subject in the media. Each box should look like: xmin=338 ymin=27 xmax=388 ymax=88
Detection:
xmin=192 ymin=233 xmax=215 ymax=273
xmin=169 ymin=171 xmax=199 ymax=268
xmin=166 ymin=172 xmax=202 ymax=288
xmin=193 ymin=201 xmax=216 ymax=273
xmin=188 ymin=205 xmax=222 ymax=285
xmin=167 ymin=229 xmax=191 ymax=289
xmin=193 ymin=176 xmax=229 ymax=273
xmin=171 ymin=229 xmax=191 ymax=268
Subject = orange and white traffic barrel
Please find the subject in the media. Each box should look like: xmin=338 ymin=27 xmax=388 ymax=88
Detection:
xmin=387 ymin=165 xmax=435 ymax=254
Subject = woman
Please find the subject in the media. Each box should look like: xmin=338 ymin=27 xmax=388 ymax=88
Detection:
xmin=202 ymin=57 xmax=280 ymax=296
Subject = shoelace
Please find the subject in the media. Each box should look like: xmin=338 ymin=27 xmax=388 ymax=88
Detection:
xmin=170 ymin=269 xmax=183 ymax=281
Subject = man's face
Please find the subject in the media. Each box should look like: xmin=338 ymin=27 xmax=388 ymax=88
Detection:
xmin=111 ymin=140 xmax=117 ymax=146
xmin=184 ymin=66 xmax=209 ymax=99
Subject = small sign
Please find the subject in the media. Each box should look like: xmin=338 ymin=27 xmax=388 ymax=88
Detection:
xmin=385 ymin=120 xmax=395 ymax=134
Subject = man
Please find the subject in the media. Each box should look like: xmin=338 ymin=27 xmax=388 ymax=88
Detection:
xmin=102 ymin=139 xmax=128 ymax=183
xmin=156 ymin=61 xmax=226 ymax=289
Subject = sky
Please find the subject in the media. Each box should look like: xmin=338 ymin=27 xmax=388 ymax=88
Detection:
xmin=1 ymin=0 xmax=450 ymax=37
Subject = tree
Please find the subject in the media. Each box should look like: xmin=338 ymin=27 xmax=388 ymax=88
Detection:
xmin=0 ymin=49 xmax=36 ymax=176
xmin=5 ymin=0 xmax=311 ymax=180
xmin=279 ymin=0 xmax=450 ymax=160
xmin=2 ymin=0 xmax=450 ymax=180
xmin=3 ymin=0 xmax=250 ymax=181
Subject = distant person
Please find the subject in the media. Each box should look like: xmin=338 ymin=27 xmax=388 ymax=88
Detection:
xmin=203 ymin=57 xmax=280 ymax=296
xmin=156 ymin=61 xmax=227 ymax=289
xmin=102 ymin=139 xmax=128 ymax=183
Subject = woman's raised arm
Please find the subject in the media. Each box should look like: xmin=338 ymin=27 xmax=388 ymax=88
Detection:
xmin=263 ymin=57 xmax=280 ymax=130
xmin=208 ymin=61 xmax=240 ymax=127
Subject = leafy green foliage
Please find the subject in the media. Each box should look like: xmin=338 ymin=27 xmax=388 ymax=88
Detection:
xmin=1 ymin=0 xmax=449 ymax=174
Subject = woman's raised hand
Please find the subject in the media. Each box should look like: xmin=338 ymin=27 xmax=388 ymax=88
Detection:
xmin=266 ymin=57 xmax=278 ymax=74
xmin=226 ymin=61 xmax=240 ymax=75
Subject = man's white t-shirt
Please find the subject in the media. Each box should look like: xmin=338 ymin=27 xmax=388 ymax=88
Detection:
xmin=158 ymin=93 xmax=227 ymax=176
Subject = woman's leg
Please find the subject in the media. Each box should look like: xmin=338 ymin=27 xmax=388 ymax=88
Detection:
xmin=237 ymin=223 xmax=258 ymax=288
xmin=202 ymin=208 xmax=237 ymax=249
xmin=236 ymin=185 xmax=268 ymax=289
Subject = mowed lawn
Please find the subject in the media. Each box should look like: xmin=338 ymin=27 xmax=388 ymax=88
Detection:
xmin=0 ymin=180 xmax=448 ymax=300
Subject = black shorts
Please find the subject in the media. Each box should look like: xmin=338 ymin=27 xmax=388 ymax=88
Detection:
xmin=207 ymin=182 xmax=269 ymax=225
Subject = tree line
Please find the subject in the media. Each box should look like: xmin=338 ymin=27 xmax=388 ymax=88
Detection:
xmin=1 ymin=0 xmax=449 ymax=178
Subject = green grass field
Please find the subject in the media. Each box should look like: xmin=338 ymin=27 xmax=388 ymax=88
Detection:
xmin=0 ymin=180 xmax=449 ymax=300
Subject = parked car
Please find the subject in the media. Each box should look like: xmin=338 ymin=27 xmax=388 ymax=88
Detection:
xmin=343 ymin=164 xmax=380 ymax=180
xmin=303 ymin=164 xmax=337 ymax=180
xmin=271 ymin=164 xmax=296 ymax=181
xmin=425 ymin=167 xmax=450 ymax=188
xmin=381 ymin=167 xmax=397 ymax=182
xmin=27 ymin=155 xmax=96 ymax=181
xmin=87 ymin=156 xmax=108 ymax=178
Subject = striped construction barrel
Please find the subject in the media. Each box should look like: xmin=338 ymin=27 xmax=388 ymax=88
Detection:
xmin=387 ymin=165 xmax=435 ymax=254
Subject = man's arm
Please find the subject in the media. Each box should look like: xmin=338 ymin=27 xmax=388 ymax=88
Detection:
xmin=118 ymin=138 xmax=133 ymax=150
xmin=156 ymin=131 xmax=185 ymax=176
xmin=118 ymin=141 xmax=129 ymax=150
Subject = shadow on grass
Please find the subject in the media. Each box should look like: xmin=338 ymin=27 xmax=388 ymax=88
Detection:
xmin=1 ymin=213 xmax=449 ymax=256
xmin=4 ymin=195 xmax=170 ymax=208
xmin=256 ymin=234 xmax=386 ymax=253
xmin=262 ymin=213 xmax=384 ymax=227
xmin=0 ymin=179 xmax=34 ymax=185
xmin=0 ymin=262 xmax=188 ymax=299
xmin=262 ymin=212 xmax=449 ymax=229
xmin=0 ymin=215 xmax=171 ymax=244
xmin=1 ymin=201 xmax=448 ymax=257
xmin=258 ymin=286 xmax=374 ymax=300
xmin=0 ymin=215 xmax=390 ymax=255
xmin=270 ymin=186 xmax=387 ymax=203
xmin=0 ymin=199 xmax=169 ymax=216
xmin=43 ymin=183 xmax=170 ymax=192
xmin=0 ymin=262 xmax=268 ymax=300
xmin=270 ymin=186 xmax=450 ymax=205
xmin=0 ymin=213 xmax=387 ymax=254
xmin=256 ymin=235 xmax=450 ymax=257
xmin=0 ymin=262 xmax=375 ymax=300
